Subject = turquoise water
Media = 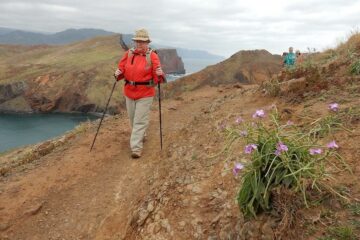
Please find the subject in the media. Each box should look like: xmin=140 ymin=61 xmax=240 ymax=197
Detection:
xmin=0 ymin=113 xmax=98 ymax=152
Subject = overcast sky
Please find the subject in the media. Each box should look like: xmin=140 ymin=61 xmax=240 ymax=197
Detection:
xmin=1 ymin=0 xmax=359 ymax=57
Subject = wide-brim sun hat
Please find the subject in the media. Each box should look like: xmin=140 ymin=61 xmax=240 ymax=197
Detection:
xmin=132 ymin=28 xmax=151 ymax=42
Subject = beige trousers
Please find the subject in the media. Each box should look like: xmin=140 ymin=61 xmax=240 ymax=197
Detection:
xmin=125 ymin=96 xmax=154 ymax=153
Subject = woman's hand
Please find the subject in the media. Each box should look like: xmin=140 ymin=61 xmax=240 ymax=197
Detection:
xmin=114 ymin=69 xmax=122 ymax=77
xmin=155 ymin=67 xmax=163 ymax=76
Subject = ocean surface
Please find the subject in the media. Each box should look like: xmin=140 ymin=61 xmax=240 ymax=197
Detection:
xmin=166 ymin=57 xmax=222 ymax=81
xmin=0 ymin=113 xmax=98 ymax=152
xmin=183 ymin=58 xmax=221 ymax=74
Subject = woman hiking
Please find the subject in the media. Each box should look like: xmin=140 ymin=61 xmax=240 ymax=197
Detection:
xmin=114 ymin=28 xmax=165 ymax=158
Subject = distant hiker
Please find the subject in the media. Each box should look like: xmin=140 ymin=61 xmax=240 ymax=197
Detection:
xmin=295 ymin=50 xmax=304 ymax=64
xmin=114 ymin=28 xmax=165 ymax=159
xmin=282 ymin=52 xmax=288 ymax=67
xmin=284 ymin=47 xmax=296 ymax=67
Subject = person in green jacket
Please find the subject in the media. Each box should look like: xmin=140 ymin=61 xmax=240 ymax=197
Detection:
xmin=282 ymin=52 xmax=288 ymax=67
xmin=284 ymin=47 xmax=296 ymax=67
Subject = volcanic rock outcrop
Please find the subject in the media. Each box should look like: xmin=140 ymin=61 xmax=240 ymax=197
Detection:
xmin=157 ymin=49 xmax=185 ymax=74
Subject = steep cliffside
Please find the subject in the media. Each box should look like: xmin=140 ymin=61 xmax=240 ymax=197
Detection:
xmin=157 ymin=48 xmax=185 ymax=74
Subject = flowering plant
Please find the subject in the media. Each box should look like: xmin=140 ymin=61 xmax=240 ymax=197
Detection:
xmin=225 ymin=108 xmax=346 ymax=217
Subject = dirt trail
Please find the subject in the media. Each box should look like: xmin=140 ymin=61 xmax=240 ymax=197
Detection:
xmin=2 ymin=82 xmax=359 ymax=240
xmin=0 ymin=85 xmax=234 ymax=239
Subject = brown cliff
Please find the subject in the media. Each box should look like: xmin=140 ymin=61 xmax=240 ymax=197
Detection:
xmin=157 ymin=49 xmax=185 ymax=74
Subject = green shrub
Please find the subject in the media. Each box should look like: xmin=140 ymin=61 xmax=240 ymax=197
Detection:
xmin=349 ymin=59 xmax=360 ymax=75
xmin=263 ymin=78 xmax=280 ymax=97
xmin=329 ymin=226 xmax=356 ymax=240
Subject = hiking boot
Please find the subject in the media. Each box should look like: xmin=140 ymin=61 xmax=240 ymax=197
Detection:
xmin=131 ymin=151 xmax=142 ymax=159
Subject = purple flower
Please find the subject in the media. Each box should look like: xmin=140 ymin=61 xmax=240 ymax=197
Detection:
xmin=286 ymin=120 xmax=294 ymax=126
xmin=244 ymin=144 xmax=258 ymax=154
xmin=275 ymin=142 xmax=288 ymax=156
xmin=309 ymin=148 xmax=323 ymax=155
xmin=240 ymin=130 xmax=248 ymax=137
xmin=274 ymin=149 xmax=281 ymax=156
xmin=277 ymin=142 xmax=288 ymax=151
xmin=327 ymin=140 xmax=339 ymax=149
xmin=235 ymin=117 xmax=244 ymax=124
xmin=218 ymin=122 xmax=227 ymax=130
xmin=252 ymin=109 xmax=265 ymax=119
xmin=233 ymin=163 xmax=244 ymax=176
xmin=328 ymin=103 xmax=339 ymax=112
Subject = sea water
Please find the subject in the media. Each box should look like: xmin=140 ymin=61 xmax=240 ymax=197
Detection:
xmin=0 ymin=113 xmax=98 ymax=152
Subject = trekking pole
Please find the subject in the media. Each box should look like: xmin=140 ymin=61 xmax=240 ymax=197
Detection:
xmin=90 ymin=76 xmax=117 ymax=152
xmin=158 ymin=82 xmax=163 ymax=150
xmin=157 ymin=76 xmax=167 ymax=150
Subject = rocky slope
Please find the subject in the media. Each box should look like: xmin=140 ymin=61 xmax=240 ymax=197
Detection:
xmin=1 ymin=33 xmax=359 ymax=240
xmin=1 ymin=77 xmax=360 ymax=239
xmin=165 ymin=49 xmax=282 ymax=97
xmin=0 ymin=35 xmax=185 ymax=113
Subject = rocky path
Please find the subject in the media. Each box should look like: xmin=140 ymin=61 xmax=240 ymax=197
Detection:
xmin=0 ymin=85 xmax=240 ymax=239
xmin=3 ymin=82 xmax=355 ymax=240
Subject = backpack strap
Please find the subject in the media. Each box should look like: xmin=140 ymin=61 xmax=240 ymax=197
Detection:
xmin=128 ymin=47 xmax=155 ymax=68
xmin=146 ymin=48 xmax=157 ymax=67
xmin=146 ymin=48 xmax=155 ymax=68
xmin=128 ymin=47 xmax=135 ymax=58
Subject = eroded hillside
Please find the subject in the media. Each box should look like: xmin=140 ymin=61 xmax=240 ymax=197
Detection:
xmin=0 ymin=35 xmax=126 ymax=113
xmin=1 ymin=33 xmax=360 ymax=239
xmin=0 ymin=35 xmax=186 ymax=113
xmin=164 ymin=49 xmax=282 ymax=97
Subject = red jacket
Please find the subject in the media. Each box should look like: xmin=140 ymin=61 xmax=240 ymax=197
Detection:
xmin=117 ymin=49 xmax=163 ymax=100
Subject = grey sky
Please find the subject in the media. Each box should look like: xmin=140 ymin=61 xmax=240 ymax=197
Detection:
xmin=0 ymin=0 xmax=359 ymax=57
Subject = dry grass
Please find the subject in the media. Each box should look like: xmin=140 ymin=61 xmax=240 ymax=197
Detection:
xmin=272 ymin=187 xmax=303 ymax=238
xmin=317 ymin=31 xmax=360 ymax=72
xmin=336 ymin=30 xmax=360 ymax=56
